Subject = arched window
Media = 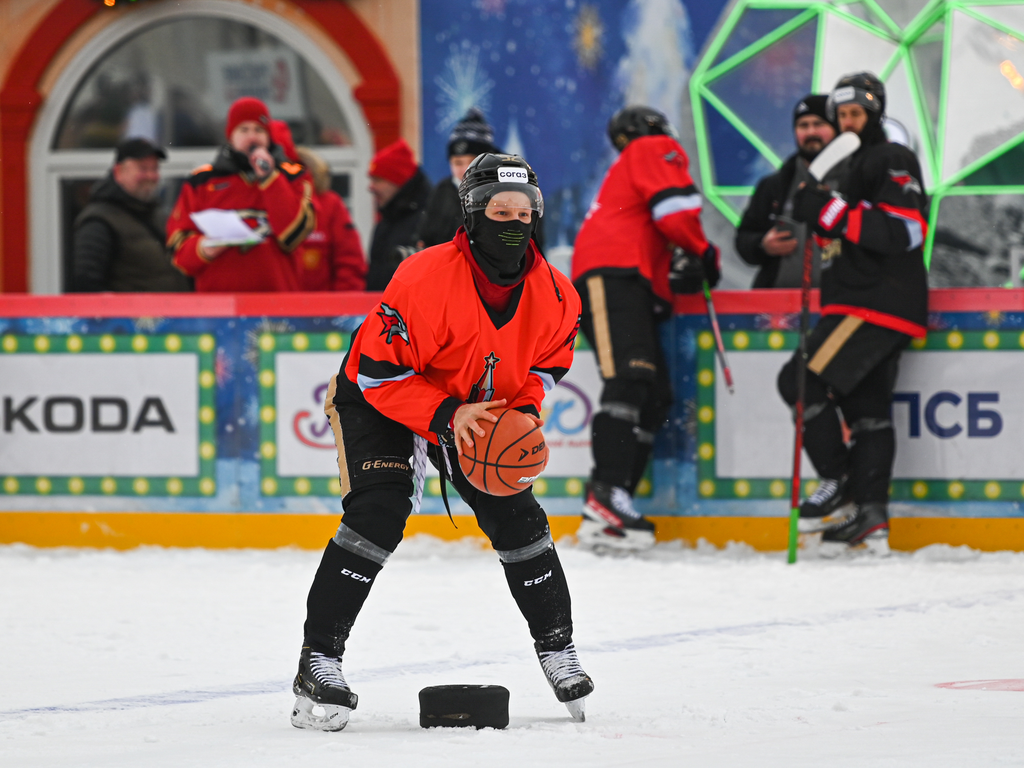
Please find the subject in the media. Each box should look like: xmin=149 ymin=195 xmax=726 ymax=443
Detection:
xmin=30 ymin=2 xmax=373 ymax=293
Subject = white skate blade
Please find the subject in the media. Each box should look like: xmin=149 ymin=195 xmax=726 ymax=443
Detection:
xmin=564 ymin=696 xmax=587 ymax=722
xmin=290 ymin=695 xmax=352 ymax=731
xmin=819 ymin=534 xmax=891 ymax=559
xmin=797 ymin=503 xmax=855 ymax=533
xmin=577 ymin=519 xmax=654 ymax=552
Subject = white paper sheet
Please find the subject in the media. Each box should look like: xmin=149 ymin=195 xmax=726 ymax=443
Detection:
xmin=189 ymin=209 xmax=264 ymax=247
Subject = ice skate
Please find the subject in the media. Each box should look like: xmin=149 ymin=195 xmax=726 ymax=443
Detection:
xmin=536 ymin=642 xmax=594 ymax=722
xmin=578 ymin=481 xmax=655 ymax=552
xmin=819 ymin=502 xmax=890 ymax=558
xmin=797 ymin=476 xmax=855 ymax=533
xmin=290 ymin=646 xmax=358 ymax=731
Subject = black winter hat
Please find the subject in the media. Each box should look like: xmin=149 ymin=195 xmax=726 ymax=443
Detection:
xmin=115 ymin=136 xmax=167 ymax=162
xmin=447 ymin=107 xmax=498 ymax=158
xmin=792 ymin=94 xmax=834 ymax=128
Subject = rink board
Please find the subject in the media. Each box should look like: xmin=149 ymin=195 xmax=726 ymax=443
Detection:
xmin=1 ymin=290 xmax=1022 ymax=550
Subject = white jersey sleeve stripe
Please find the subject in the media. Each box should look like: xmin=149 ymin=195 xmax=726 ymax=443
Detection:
xmin=529 ymin=369 xmax=556 ymax=393
xmin=651 ymin=194 xmax=702 ymax=221
xmin=357 ymin=369 xmax=417 ymax=391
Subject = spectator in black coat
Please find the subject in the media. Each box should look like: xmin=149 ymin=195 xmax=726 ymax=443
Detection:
xmin=735 ymin=95 xmax=837 ymax=288
xmin=417 ymin=108 xmax=499 ymax=248
xmin=365 ymin=139 xmax=431 ymax=290
xmin=72 ymin=137 xmax=191 ymax=292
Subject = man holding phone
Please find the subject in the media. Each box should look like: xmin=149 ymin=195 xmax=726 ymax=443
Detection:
xmin=735 ymin=95 xmax=838 ymax=288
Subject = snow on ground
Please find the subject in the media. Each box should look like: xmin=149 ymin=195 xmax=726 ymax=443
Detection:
xmin=1 ymin=536 xmax=1023 ymax=767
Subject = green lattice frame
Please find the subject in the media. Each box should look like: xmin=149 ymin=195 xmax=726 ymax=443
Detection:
xmin=0 ymin=332 xmax=217 ymax=497
xmin=690 ymin=0 xmax=1024 ymax=269
xmin=695 ymin=327 xmax=1024 ymax=502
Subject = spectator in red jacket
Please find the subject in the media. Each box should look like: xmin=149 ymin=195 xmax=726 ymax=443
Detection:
xmin=167 ymin=97 xmax=315 ymax=291
xmin=295 ymin=146 xmax=367 ymax=291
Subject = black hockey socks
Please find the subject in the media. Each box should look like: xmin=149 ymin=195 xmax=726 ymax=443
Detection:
xmin=497 ymin=538 xmax=574 ymax=652
xmin=624 ymin=428 xmax=655 ymax=495
xmin=800 ymin=400 xmax=849 ymax=481
xmin=591 ymin=409 xmax=638 ymax=488
xmin=303 ymin=539 xmax=385 ymax=656
xmin=847 ymin=418 xmax=895 ymax=504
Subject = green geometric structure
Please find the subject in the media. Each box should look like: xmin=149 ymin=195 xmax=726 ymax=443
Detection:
xmin=690 ymin=0 xmax=1024 ymax=268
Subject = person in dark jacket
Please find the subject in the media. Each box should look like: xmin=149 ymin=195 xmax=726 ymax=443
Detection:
xmin=416 ymin=107 xmax=499 ymax=249
xmin=735 ymin=95 xmax=837 ymax=288
xmin=779 ymin=72 xmax=929 ymax=556
xmin=365 ymin=139 xmax=431 ymax=290
xmin=72 ymin=138 xmax=190 ymax=292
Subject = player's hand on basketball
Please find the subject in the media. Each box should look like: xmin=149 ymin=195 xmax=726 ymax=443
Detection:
xmin=452 ymin=399 xmax=507 ymax=455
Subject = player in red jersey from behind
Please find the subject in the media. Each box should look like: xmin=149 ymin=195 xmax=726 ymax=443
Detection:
xmin=290 ymin=154 xmax=593 ymax=732
xmin=571 ymin=106 xmax=720 ymax=552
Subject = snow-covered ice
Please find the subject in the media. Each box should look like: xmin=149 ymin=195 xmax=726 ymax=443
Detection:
xmin=2 ymin=536 xmax=1023 ymax=767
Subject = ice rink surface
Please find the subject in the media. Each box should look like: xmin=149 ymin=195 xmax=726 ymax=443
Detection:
xmin=2 ymin=535 xmax=1023 ymax=767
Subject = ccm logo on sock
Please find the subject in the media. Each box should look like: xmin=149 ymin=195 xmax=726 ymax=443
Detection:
xmin=524 ymin=570 xmax=552 ymax=586
xmin=340 ymin=568 xmax=372 ymax=584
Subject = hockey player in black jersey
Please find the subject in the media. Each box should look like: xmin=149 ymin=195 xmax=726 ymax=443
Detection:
xmin=780 ymin=72 xmax=929 ymax=555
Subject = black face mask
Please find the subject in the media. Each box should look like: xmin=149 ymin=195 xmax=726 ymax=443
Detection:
xmin=467 ymin=211 xmax=534 ymax=285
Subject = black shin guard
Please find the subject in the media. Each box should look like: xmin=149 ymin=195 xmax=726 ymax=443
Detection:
xmin=848 ymin=420 xmax=895 ymax=504
xmin=303 ymin=540 xmax=385 ymax=656
xmin=499 ymin=544 xmax=573 ymax=651
xmin=801 ymin=402 xmax=849 ymax=481
xmin=590 ymin=410 xmax=638 ymax=488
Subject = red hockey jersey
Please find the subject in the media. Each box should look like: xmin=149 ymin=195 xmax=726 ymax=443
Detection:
xmin=571 ymin=134 xmax=710 ymax=304
xmin=343 ymin=234 xmax=581 ymax=444
xmin=167 ymin=151 xmax=315 ymax=292
xmin=294 ymin=190 xmax=366 ymax=291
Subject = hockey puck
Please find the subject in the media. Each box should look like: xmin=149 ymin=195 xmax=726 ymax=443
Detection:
xmin=418 ymin=684 xmax=510 ymax=729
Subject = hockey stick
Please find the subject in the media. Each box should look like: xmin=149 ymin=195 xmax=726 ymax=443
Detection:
xmin=702 ymin=280 xmax=733 ymax=395
xmin=787 ymin=131 xmax=861 ymax=565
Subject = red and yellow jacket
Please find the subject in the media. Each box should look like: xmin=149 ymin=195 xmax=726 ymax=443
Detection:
xmin=341 ymin=231 xmax=581 ymax=444
xmin=167 ymin=147 xmax=315 ymax=292
xmin=294 ymin=190 xmax=366 ymax=291
xmin=571 ymin=134 xmax=710 ymax=304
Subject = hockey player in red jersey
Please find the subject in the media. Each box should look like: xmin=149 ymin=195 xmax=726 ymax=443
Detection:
xmin=780 ymin=72 xmax=929 ymax=555
xmin=167 ymin=97 xmax=315 ymax=291
xmin=571 ymin=106 xmax=720 ymax=551
xmin=290 ymin=154 xmax=593 ymax=731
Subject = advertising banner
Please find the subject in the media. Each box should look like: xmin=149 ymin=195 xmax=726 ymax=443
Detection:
xmin=259 ymin=332 xmax=605 ymax=499
xmin=698 ymin=329 xmax=1024 ymax=503
xmin=0 ymin=333 xmax=215 ymax=496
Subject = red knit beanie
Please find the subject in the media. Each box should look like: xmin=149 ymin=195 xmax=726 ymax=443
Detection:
xmin=368 ymin=139 xmax=417 ymax=187
xmin=225 ymin=97 xmax=271 ymax=139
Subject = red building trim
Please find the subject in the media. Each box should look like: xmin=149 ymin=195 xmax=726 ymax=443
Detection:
xmin=0 ymin=0 xmax=401 ymax=294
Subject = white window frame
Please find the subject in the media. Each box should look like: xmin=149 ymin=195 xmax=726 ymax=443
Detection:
xmin=30 ymin=0 xmax=374 ymax=294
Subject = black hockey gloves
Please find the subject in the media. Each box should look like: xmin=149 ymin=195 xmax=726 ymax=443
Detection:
xmin=792 ymin=184 xmax=848 ymax=237
xmin=669 ymin=244 xmax=720 ymax=294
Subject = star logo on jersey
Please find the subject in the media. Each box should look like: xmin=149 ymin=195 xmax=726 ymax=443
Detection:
xmin=565 ymin=314 xmax=581 ymax=350
xmin=377 ymin=303 xmax=409 ymax=345
xmin=888 ymin=170 xmax=922 ymax=195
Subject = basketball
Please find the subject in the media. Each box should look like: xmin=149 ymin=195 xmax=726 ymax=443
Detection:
xmin=458 ymin=407 xmax=548 ymax=496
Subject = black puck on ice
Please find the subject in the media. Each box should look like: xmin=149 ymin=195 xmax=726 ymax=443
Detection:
xmin=418 ymin=684 xmax=510 ymax=729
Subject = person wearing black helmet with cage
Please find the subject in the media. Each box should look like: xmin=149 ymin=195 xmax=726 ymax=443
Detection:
xmin=289 ymin=153 xmax=593 ymax=732
xmin=780 ymin=72 xmax=929 ymax=555
xmin=571 ymin=106 xmax=720 ymax=552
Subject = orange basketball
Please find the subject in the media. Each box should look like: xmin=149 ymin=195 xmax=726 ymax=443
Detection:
xmin=458 ymin=408 xmax=549 ymax=496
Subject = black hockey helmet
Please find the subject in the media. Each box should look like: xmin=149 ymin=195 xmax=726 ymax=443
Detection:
xmin=458 ymin=153 xmax=544 ymax=219
xmin=607 ymin=106 xmax=677 ymax=151
xmin=826 ymin=72 xmax=886 ymax=121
